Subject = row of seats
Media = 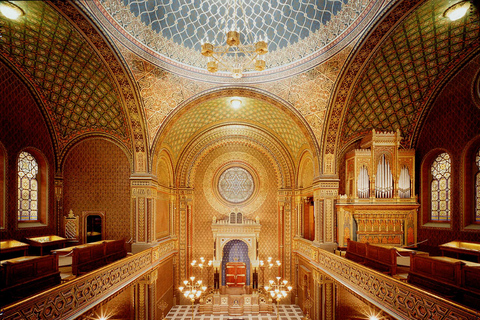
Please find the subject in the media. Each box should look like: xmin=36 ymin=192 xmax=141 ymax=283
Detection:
xmin=408 ymin=254 xmax=480 ymax=309
xmin=0 ymin=238 xmax=127 ymax=307
xmin=345 ymin=239 xmax=480 ymax=310
xmin=345 ymin=239 xmax=397 ymax=275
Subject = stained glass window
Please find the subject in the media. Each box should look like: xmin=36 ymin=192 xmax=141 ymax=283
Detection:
xmin=17 ymin=151 xmax=39 ymax=221
xmin=475 ymin=148 xmax=480 ymax=222
xmin=431 ymin=153 xmax=451 ymax=221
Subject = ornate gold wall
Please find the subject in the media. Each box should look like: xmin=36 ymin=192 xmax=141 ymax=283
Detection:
xmin=63 ymin=138 xmax=131 ymax=243
xmin=192 ymin=143 xmax=282 ymax=283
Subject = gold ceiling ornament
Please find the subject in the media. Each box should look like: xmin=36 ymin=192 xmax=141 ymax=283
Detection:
xmin=443 ymin=1 xmax=471 ymax=21
xmin=200 ymin=0 xmax=268 ymax=79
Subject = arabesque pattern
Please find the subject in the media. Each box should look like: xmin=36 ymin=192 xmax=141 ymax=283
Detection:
xmin=0 ymin=1 xmax=128 ymax=146
xmin=342 ymin=0 xmax=480 ymax=147
xmin=294 ymin=238 xmax=480 ymax=320
xmin=162 ymin=97 xmax=309 ymax=159
xmin=98 ymin=0 xmax=369 ymax=70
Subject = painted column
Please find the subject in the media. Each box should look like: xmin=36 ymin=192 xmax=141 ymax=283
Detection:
xmin=313 ymin=271 xmax=335 ymax=320
xmin=131 ymin=175 xmax=158 ymax=253
xmin=178 ymin=188 xmax=193 ymax=282
xmin=135 ymin=269 xmax=158 ymax=320
xmin=278 ymin=190 xmax=293 ymax=282
xmin=313 ymin=177 xmax=339 ymax=246
xmin=295 ymin=192 xmax=303 ymax=238
xmin=54 ymin=177 xmax=63 ymax=236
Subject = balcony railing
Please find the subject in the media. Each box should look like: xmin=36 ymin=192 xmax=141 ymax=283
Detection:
xmin=293 ymin=238 xmax=479 ymax=320
xmin=1 ymin=238 xmax=177 ymax=320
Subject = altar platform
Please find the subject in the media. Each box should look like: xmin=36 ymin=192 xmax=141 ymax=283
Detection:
xmin=198 ymin=288 xmax=273 ymax=316
xmin=167 ymin=305 xmax=304 ymax=320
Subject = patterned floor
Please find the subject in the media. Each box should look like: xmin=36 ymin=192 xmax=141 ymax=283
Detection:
xmin=167 ymin=305 xmax=304 ymax=320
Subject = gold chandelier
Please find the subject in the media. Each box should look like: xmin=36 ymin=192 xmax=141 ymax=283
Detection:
xmin=200 ymin=0 xmax=268 ymax=79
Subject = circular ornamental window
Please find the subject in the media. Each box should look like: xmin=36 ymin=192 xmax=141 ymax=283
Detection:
xmin=218 ymin=167 xmax=255 ymax=203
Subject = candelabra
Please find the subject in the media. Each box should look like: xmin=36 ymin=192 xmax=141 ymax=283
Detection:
xmin=264 ymin=277 xmax=292 ymax=320
xmin=179 ymin=276 xmax=207 ymax=320
xmin=259 ymin=257 xmax=281 ymax=288
xmin=191 ymin=257 xmax=213 ymax=289
xmin=199 ymin=0 xmax=268 ymax=78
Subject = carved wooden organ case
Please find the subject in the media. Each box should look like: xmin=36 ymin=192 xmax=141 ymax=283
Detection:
xmin=336 ymin=129 xmax=418 ymax=247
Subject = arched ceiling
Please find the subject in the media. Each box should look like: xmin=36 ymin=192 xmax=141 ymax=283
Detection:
xmin=340 ymin=0 xmax=480 ymax=148
xmin=158 ymin=96 xmax=310 ymax=163
xmin=81 ymin=0 xmax=381 ymax=82
xmin=322 ymin=0 xmax=480 ymax=174
xmin=0 ymin=0 xmax=148 ymax=167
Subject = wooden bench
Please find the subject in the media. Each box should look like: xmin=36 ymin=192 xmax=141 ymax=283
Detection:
xmin=0 ymin=255 xmax=61 ymax=306
xmin=345 ymin=239 xmax=397 ymax=275
xmin=364 ymin=243 xmax=397 ymax=275
xmin=345 ymin=239 xmax=367 ymax=264
xmin=72 ymin=239 xmax=126 ymax=276
xmin=105 ymin=239 xmax=127 ymax=264
xmin=459 ymin=263 xmax=480 ymax=309
xmin=407 ymin=255 xmax=464 ymax=298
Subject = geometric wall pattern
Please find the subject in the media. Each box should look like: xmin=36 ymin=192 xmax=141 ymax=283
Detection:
xmin=0 ymin=1 xmax=129 ymax=148
xmin=162 ymin=97 xmax=309 ymax=160
xmin=193 ymin=144 xmax=280 ymax=286
xmin=415 ymin=56 xmax=480 ymax=253
xmin=341 ymin=0 xmax=480 ymax=148
xmin=97 ymin=0 xmax=367 ymax=70
xmin=63 ymin=139 xmax=131 ymax=243
xmin=222 ymin=240 xmax=250 ymax=286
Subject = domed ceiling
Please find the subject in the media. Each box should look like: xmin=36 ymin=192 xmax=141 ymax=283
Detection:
xmin=82 ymin=0 xmax=377 ymax=81
xmin=157 ymin=96 xmax=311 ymax=162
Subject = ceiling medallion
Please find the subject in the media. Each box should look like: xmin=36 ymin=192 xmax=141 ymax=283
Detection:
xmin=218 ymin=167 xmax=255 ymax=203
xmin=201 ymin=0 xmax=268 ymax=78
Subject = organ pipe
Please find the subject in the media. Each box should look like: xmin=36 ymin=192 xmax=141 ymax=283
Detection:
xmin=357 ymin=165 xmax=370 ymax=198
xmin=375 ymin=154 xmax=393 ymax=198
xmin=398 ymin=165 xmax=411 ymax=198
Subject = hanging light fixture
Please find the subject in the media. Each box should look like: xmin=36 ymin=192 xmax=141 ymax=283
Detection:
xmin=201 ymin=0 xmax=268 ymax=79
xmin=0 ymin=1 xmax=25 ymax=20
xmin=444 ymin=1 xmax=470 ymax=21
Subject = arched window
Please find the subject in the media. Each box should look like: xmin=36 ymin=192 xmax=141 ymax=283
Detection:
xmin=431 ymin=153 xmax=451 ymax=221
xmin=475 ymin=148 xmax=480 ymax=222
xmin=17 ymin=151 xmax=39 ymax=221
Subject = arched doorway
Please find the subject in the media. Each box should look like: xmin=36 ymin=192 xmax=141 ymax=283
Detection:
xmin=222 ymin=240 xmax=250 ymax=286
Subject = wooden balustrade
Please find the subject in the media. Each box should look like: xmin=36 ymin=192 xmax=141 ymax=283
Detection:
xmin=293 ymin=237 xmax=479 ymax=320
xmin=0 ymin=238 xmax=176 ymax=320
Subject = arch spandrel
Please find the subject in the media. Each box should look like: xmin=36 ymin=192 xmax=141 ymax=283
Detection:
xmin=152 ymin=88 xmax=321 ymax=177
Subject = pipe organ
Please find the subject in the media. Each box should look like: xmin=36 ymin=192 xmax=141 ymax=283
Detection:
xmin=337 ymin=130 xmax=418 ymax=247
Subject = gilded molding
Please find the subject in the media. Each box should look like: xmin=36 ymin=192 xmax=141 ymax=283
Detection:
xmin=293 ymin=238 xmax=480 ymax=320
xmin=1 ymin=239 xmax=177 ymax=320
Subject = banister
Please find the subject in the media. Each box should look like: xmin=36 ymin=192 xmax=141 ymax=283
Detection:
xmin=1 ymin=238 xmax=177 ymax=320
xmin=293 ymin=238 xmax=480 ymax=320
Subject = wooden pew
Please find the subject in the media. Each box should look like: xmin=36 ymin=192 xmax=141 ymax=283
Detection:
xmin=0 ymin=255 xmax=61 ymax=306
xmin=364 ymin=243 xmax=397 ymax=275
xmin=104 ymin=239 xmax=127 ymax=264
xmin=407 ymin=255 xmax=464 ymax=298
xmin=460 ymin=264 xmax=480 ymax=309
xmin=345 ymin=239 xmax=367 ymax=264
xmin=72 ymin=239 xmax=127 ymax=276
xmin=345 ymin=239 xmax=397 ymax=275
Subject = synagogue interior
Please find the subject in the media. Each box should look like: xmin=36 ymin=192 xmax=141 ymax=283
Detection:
xmin=1 ymin=0 xmax=480 ymax=319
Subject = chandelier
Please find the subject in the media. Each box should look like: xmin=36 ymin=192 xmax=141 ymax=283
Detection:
xmin=200 ymin=0 xmax=268 ymax=79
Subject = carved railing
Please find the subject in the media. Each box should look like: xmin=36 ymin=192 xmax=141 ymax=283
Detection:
xmin=293 ymin=238 xmax=480 ymax=320
xmin=1 ymin=238 xmax=177 ymax=320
